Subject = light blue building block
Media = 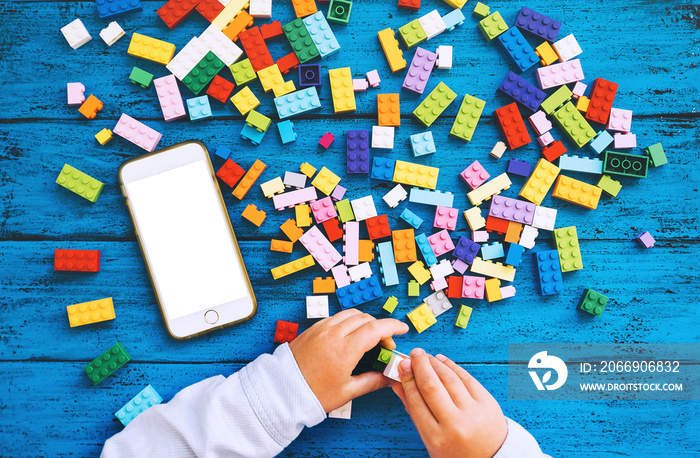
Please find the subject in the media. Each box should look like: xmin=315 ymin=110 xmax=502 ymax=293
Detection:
xmin=115 ymin=385 xmax=163 ymax=427
xmin=505 ymin=243 xmax=525 ymax=266
xmin=441 ymin=9 xmax=465 ymax=31
xmin=241 ymin=123 xmax=266 ymax=145
xmin=274 ymin=87 xmax=321 ymax=119
xmin=214 ymin=145 xmax=232 ymax=160
xmin=589 ymin=130 xmax=614 ymax=155
xmin=376 ymin=241 xmax=399 ymax=286
xmin=186 ymin=95 xmax=212 ymax=121
xmin=302 ymin=12 xmax=340 ymax=58
xmin=410 ymin=131 xmax=436 ymax=157
xmin=409 ymin=188 xmax=454 ymax=207
xmin=277 ymin=120 xmax=297 ymax=144
xmin=558 ymin=154 xmax=604 ymax=174
xmin=415 ymin=233 xmax=437 ymax=266
xmin=400 ymin=208 xmax=423 ymax=229
xmin=480 ymin=242 xmax=504 ymax=260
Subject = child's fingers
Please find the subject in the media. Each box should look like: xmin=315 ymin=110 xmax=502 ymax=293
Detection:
xmin=346 ymin=371 xmax=393 ymax=401
xmin=391 ymin=382 xmax=409 ymax=412
xmin=333 ymin=312 xmax=375 ymax=336
xmin=428 ymin=356 xmax=474 ymax=408
xmin=411 ymin=352 xmax=460 ymax=421
xmin=397 ymin=358 xmax=438 ymax=428
xmin=348 ymin=318 xmax=409 ymax=354
xmin=435 ymin=354 xmax=491 ymax=401
xmin=324 ymin=308 xmax=363 ymax=326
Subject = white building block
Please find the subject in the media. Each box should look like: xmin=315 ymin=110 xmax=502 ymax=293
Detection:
xmin=418 ymin=10 xmax=446 ymax=40
xmin=490 ymin=141 xmax=507 ymax=159
xmin=99 ymin=22 xmax=124 ymax=46
xmin=248 ymin=0 xmax=272 ymax=18
xmin=436 ymin=45 xmax=453 ymax=69
xmin=260 ymin=177 xmax=284 ymax=198
xmin=342 ymin=221 xmax=360 ymax=266
xmin=167 ymin=37 xmax=210 ymax=80
xmin=328 ymin=400 xmax=352 ymax=419
xmin=531 ymin=206 xmax=557 ymax=231
xmin=61 ymin=19 xmax=92 ymax=50
xmin=348 ymin=262 xmax=372 ymax=282
xmin=283 ymin=171 xmax=307 ymax=189
xmin=371 ymin=126 xmax=394 ymax=149
xmin=383 ymin=352 xmax=408 ymax=381
xmin=429 ymin=259 xmax=454 ymax=281
xmin=519 ymin=225 xmax=538 ymax=249
xmin=350 ymin=196 xmax=377 ymax=221
xmin=463 ymin=206 xmax=486 ymax=230
xmin=383 ymin=184 xmax=407 ymax=208
xmin=199 ymin=24 xmax=244 ymax=66
xmin=472 ymin=230 xmax=489 ymax=243
xmin=552 ymin=34 xmax=582 ymax=62
xmin=306 ymin=295 xmax=329 ymax=318
xmin=423 ymin=290 xmax=453 ymax=317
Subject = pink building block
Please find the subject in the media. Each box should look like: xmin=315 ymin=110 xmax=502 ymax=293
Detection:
xmin=488 ymin=195 xmax=536 ymax=225
xmin=331 ymin=264 xmax=351 ymax=288
xmin=319 ymin=132 xmax=335 ymax=149
xmin=430 ymin=277 xmax=448 ymax=291
xmin=353 ymin=79 xmax=368 ymax=92
xmin=536 ymin=59 xmax=584 ymax=90
xmin=462 ymin=276 xmax=485 ymax=299
xmin=459 ymin=161 xmax=490 ymax=190
xmin=472 ymin=230 xmax=489 ymax=242
xmin=366 ymin=69 xmax=381 ymax=87
xmin=113 ymin=114 xmax=162 ymax=152
xmin=606 ymin=108 xmax=633 ymax=133
xmin=331 ymin=184 xmax=346 ymax=201
xmin=427 ymin=229 xmax=454 ymax=256
xmin=402 ymin=47 xmax=436 ymax=95
xmin=343 ymin=221 xmax=359 ymax=265
xmin=299 ymin=225 xmax=342 ymax=271
xmin=529 ymin=110 xmax=552 ymax=135
xmin=451 ymin=258 xmax=469 ymax=274
xmin=67 ymin=82 xmax=85 ymax=106
xmin=572 ymin=82 xmax=587 ymax=98
xmin=614 ymin=132 xmax=637 ymax=149
xmin=636 ymin=231 xmax=655 ymax=248
xmin=500 ymin=285 xmax=516 ymax=298
xmin=154 ymin=75 xmax=186 ymax=122
xmin=537 ymin=131 xmax=554 ymax=147
xmin=310 ymin=196 xmax=338 ymax=223
xmin=272 ymin=186 xmax=318 ymax=210
xmin=433 ymin=206 xmax=458 ymax=230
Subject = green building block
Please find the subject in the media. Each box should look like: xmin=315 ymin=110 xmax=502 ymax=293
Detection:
xmin=473 ymin=2 xmax=490 ymax=18
xmin=541 ymin=85 xmax=573 ymax=115
xmin=229 ymin=58 xmax=257 ymax=86
xmin=327 ymin=0 xmax=352 ymax=26
xmin=283 ymin=19 xmax=319 ymax=64
xmin=478 ymin=11 xmax=508 ymax=42
xmin=398 ymin=19 xmax=426 ymax=48
xmin=596 ymin=175 xmax=622 ymax=197
xmin=578 ymin=288 xmax=608 ymax=317
xmin=372 ymin=347 xmax=393 ymax=371
xmin=383 ymin=296 xmax=398 ymax=313
xmin=335 ymin=199 xmax=354 ymax=223
xmin=84 ymin=342 xmax=131 ymax=385
xmin=450 ymin=94 xmax=486 ymax=142
xmin=602 ymin=151 xmax=649 ymax=178
xmin=454 ymin=305 xmax=473 ymax=329
xmin=129 ymin=67 xmax=153 ymax=89
xmin=246 ymin=110 xmax=272 ymax=133
xmin=408 ymin=280 xmax=420 ymax=297
xmin=552 ymin=102 xmax=596 ymax=147
xmin=56 ymin=164 xmax=104 ymax=203
xmin=553 ymin=226 xmax=583 ymax=272
xmin=413 ymin=81 xmax=457 ymax=127
xmin=644 ymin=143 xmax=667 ymax=167
xmin=182 ymin=51 xmax=224 ymax=95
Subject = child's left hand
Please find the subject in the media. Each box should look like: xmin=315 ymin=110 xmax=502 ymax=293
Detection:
xmin=289 ymin=309 xmax=409 ymax=413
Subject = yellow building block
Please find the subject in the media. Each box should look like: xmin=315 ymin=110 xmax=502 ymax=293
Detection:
xmin=230 ymin=86 xmax=260 ymax=116
xmin=470 ymin=258 xmax=516 ymax=282
xmin=552 ymin=175 xmax=602 ymax=210
xmin=407 ymin=261 xmax=431 ymax=285
xmin=295 ymin=204 xmax=312 ymax=227
xmin=272 ymin=80 xmax=296 ymax=97
xmin=393 ymin=160 xmax=439 ymax=190
xmin=443 ymin=0 xmax=468 ymax=8
xmin=127 ymin=33 xmax=175 ymax=65
xmin=535 ymin=41 xmax=558 ymax=66
xmin=467 ymin=173 xmax=512 ymax=206
xmin=484 ymin=278 xmax=502 ymax=302
xmin=212 ymin=0 xmax=249 ymax=29
xmin=258 ymin=64 xmax=286 ymax=93
xmin=377 ymin=28 xmax=407 ymax=73
xmin=95 ymin=128 xmax=112 ymax=145
xmin=463 ymin=206 xmax=486 ymax=230
xmin=271 ymin=254 xmax=315 ymax=280
xmin=300 ymin=162 xmax=316 ymax=178
xmin=328 ymin=67 xmax=356 ymax=113
xmin=518 ymin=159 xmax=560 ymax=205
xmin=66 ymin=297 xmax=115 ymax=327
xmin=576 ymin=96 xmax=590 ymax=113
xmin=407 ymin=303 xmax=437 ymax=333
xmin=311 ymin=166 xmax=341 ymax=195
xmin=260 ymin=177 xmax=284 ymax=198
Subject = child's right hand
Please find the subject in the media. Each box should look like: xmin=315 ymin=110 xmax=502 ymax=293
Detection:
xmin=392 ymin=349 xmax=508 ymax=458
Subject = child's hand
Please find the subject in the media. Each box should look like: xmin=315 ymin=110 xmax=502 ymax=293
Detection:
xmin=289 ymin=309 xmax=409 ymax=413
xmin=392 ymin=349 xmax=508 ymax=458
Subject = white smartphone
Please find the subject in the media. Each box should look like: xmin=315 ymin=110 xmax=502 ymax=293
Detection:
xmin=118 ymin=141 xmax=256 ymax=340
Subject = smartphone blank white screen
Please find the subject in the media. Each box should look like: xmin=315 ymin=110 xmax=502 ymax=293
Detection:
xmin=125 ymin=160 xmax=248 ymax=320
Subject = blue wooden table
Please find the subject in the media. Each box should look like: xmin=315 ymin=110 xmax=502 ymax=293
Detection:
xmin=1 ymin=0 xmax=699 ymax=456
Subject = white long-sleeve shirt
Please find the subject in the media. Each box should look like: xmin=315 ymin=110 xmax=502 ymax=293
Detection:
xmin=102 ymin=344 xmax=549 ymax=457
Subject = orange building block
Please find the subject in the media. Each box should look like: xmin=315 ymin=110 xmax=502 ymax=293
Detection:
xmin=377 ymin=93 xmax=400 ymax=127
xmin=233 ymin=159 xmax=266 ymax=199
xmin=313 ymin=277 xmax=336 ymax=294
xmin=270 ymin=239 xmax=293 ymax=253
xmin=504 ymin=221 xmax=523 ymax=244
xmin=358 ymin=239 xmax=375 ymax=262
xmin=223 ymin=10 xmax=253 ymax=41
xmin=280 ymin=219 xmax=304 ymax=242
xmin=392 ymin=229 xmax=417 ymax=263
xmin=291 ymin=0 xmax=317 ymax=18
xmin=242 ymin=204 xmax=266 ymax=226
xmin=78 ymin=95 xmax=103 ymax=119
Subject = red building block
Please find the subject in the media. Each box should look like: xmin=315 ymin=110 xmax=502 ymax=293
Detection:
xmin=276 ymin=52 xmax=300 ymax=75
xmin=398 ymin=0 xmax=421 ymax=11
xmin=366 ymin=215 xmax=391 ymax=240
xmin=585 ymin=78 xmax=618 ymax=125
xmin=238 ymin=26 xmax=274 ymax=72
xmin=260 ymin=21 xmax=284 ymax=40
xmin=216 ymin=159 xmax=245 ymax=187
xmin=54 ymin=249 xmax=101 ymax=272
xmin=206 ymin=75 xmax=235 ymax=103
xmin=494 ymin=103 xmax=531 ymax=149
xmin=322 ymin=217 xmax=344 ymax=242
xmin=485 ymin=216 xmax=509 ymax=234
xmin=196 ymin=0 xmax=224 ymax=22
xmin=274 ymin=320 xmax=299 ymax=343
xmin=541 ymin=140 xmax=567 ymax=162
xmin=157 ymin=0 xmax=200 ymax=30
xmin=446 ymin=275 xmax=462 ymax=299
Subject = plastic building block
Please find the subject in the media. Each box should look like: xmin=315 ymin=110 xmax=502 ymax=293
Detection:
xmin=211 ymin=0 xmax=248 ymax=29
xmin=613 ymin=133 xmax=637 ymax=149
xmin=535 ymin=41 xmax=558 ymax=66
xmin=186 ymin=95 xmax=213 ymax=121
xmin=541 ymin=141 xmax=566 ymax=163
xmin=415 ymin=235 xmax=437 ymax=267
xmin=460 ymin=276 xmax=483 ymax=299
xmin=346 ymin=130 xmax=370 ymax=173
xmin=448 ymin=94 xmax=484 ymax=142
xmin=348 ymin=262 xmax=372 ymax=283
xmin=271 ymin=254 xmax=314 ymax=279
xmin=541 ymin=85 xmax=574 ymax=116
xmin=274 ymin=320 xmax=299 ymax=343
xmin=518 ymin=159 xmax=560 ymax=205
xmin=364 ymin=215 xmax=389 ymax=240
xmin=326 ymin=0 xmax=352 ymax=25
xmin=454 ymin=305 xmax=472 ymax=328
xmin=446 ymin=275 xmax=463 ymax=297
xmin=294 ymin=204 xmax=312 ymax=228
xmin=470 ymin=258 xmax=515 ymax=282
xmin=299 ymin=64 xmax=321 ymax=88
xmin=200 ymin=23 xmax=244 ymax=66
xmin=636 ymin=231 xmax=655 ymax=248
xmin=507 ymin=159 xmax=531 ymax=177
xmin=216 ymin=159 xmax=246 ymax=187
xmin=490 ymin=141 xmax=508 ymax=159
xmin=365 ymin=69 xmax=381 ymax=88
xmin=309 ymin=197 xmax=336 ymax=224
xmin=551 ymin=175 xmax=602 ymax=210
xmin=377 ymin=93 xmax=401 ymax=126
xmin=536 ymin=59 xmax=584 ymax=91
xmin=371 ymin=126 xmax=394 ymax=150
xmin=203 ymin=75 xmax=234 ymax=104
xmin=114 ymin=384 xmax=162 ymax=427
xmin=505 ymin=243 xmax=525 ymax=267
xmin=407 ymin=303 xmax=436 ymax=333
xmin=274 ymin=87 xmax=322 ymax=119
xmin=500 ymin=285 xmax=516 ymax=299
xmin=459 ymin=161 xmax=490 ymax=190
xmin=383 ymin=296 xmax=398 ymax=313
xmin=529 ymin=111 xmax=552 ymax=136
xmin=379 ymin=184 xmax=406 ymax=209
xmin=413 ymin=81 xmax=457 ymax=127
xmin=494 ymin=103 xmax=531 ymax=150
xmin=67 ymin=82 xmax=85 ymax=106
xmin=318 ymin=132 xmax=334 ymax=149
xmin=393 ymin=160 xmax=440 ymax=190
xmin=596 ymin=175 xmax=621 ymax=197
xmin=280 ymin=220 xmax=305 ymax=244
xmin=398 ymin=0 xmax=421 ymax=11
xmin=530 ymin=205 xmax=557 ymax=231
xmin=436 ymin=45 xmax=453 ymax=69
xmin=442 ymin=8 xmax=465 ymax=31
xmin=377 ymin=28 xmax=407 ymax=73
xmin=424 ymin=290 xmax=452 ymax=317
xmin=483 ymin=278 xmax=501 ymax=302
xmin=283 ymin=18 xmax=320 ymax=64
xmin=350 ymin=196 xmax=377 ymax=221
xmin=570 ymin=82 xmax=587 ymax=99
xmin=504 ymin=221 xmax=523 ymax=244
xmin=417 ymin=9 xmax=446 ymax=40
xmin=96 ymin=0 xmax=142 ymax=20
xmin=604 ymin=108 xmax=633 ymax=133
xmin=78 ymin=95 xmax=103 ymax=120
xmin=245 ymin=110 xmax=272 ymax=133
xmin=241 ymin=204 xmax=267 ymax=227
xmin=390 ymin=229 xmax=416 ymax=263
xmin=291 ymin=0 xmax=317 ymax=17
xmin=400 ymin=209 xmax=423 ymax=229
xmin=100 ymin=21 xmax=125 ymax=46
xmin=311 ymin=166 xmax=340 ymax=195
xmin=433 ymin=206 xmax=458 ymax=230
xmin=277 ymin=120 xmax=297 ymax=144
xmin=306 ymin=295 xmax=330 ymax=319
xmin=260 ymin=21 xmax=284 ymax=40
xmin=472 ymin=230 xmax=489 ymax=243
xmin=358 ymin=240 xmax=375 ymax=263
xmin=249 ymin=0 xmax=272 ymax=18
xmin=313 ymin=277 xmax=336 ymax=294
xmin=84 ymin=342 xmax=131 ymax=385
xmin=408 ymin=280 xmax=420 ymax=296
xmin=152 ymin=75 xmax=186 ymax=122
xmin=336 ymin=276 xmax=383 ymax=309
xmin=515 ymin=7 xmax=561 ymax=42
xmin=406 ymin=132 xmax=434 ymax=157
xmin=488 ymin=195 xmax=536 ymax=225
xmin=303 ymin=11 xmax=340 ymax=58
xmin=551 ymin=102 xmax=596 ymax=147
xmin=579 ymin=289 xmax=608 ymax=317
xmin=258 ymin=64 xmax=287 ymax=94
xmin=196 ymin=0 xmax=225 ymax=22
xmin=552 ymin=34 xmax=582 ymax=62
xmin=478 ymin=12 xmax=508 ymax=42
xmin=232 ymin=159 xmax=266 ymax=199
xmin=61 ymin=18 xmax=92 ymax=50
xmin=238 ymin=27 xmax=274 ymax=72
xmin=66 ymin=297 xmax=114 ymax=327
xmin=467 ymin=173 xmax=512 ymax=206
xmin=328 ymin=67 xmax=356 ymax=113
xmin=499 ymin=72 xmax=545 ymax=112
xmin=229 ymin=59 xmax=258 ymax=86
xmin=330 ymin=185 xmax=346 ymax=201
xmin=260 ymin=177 xmax=284 ymax=198
xmin=472 ymin=2 xmax=490 ymax=18
xmin=299 ymin=225 xmax=342 ymax=271
xmin=443 ymin=0 xmax=467 ymax=7
xmin=485 ymin=216 xmax=509 ymax=235
xmin=270 ymin=239 xmax=293 ymax=253
xmin=284 ymin=172 xmax=306 ymax=190
xmin=553 ymin=226 xmax=582 ymax=272
xmin=182 ymin=52 xmax=225 ymax=96
xmin=214 ymin=145 xmax=232 ymax=161
xmin=558 ymin=155 xmax=604 ymax=175
xmin=95 ymin=129 xmax=112 ymax=145
xmin=586 ymin=78 xmax=618 ymax=124
xmin=342 ymin=220 xmax=359 ymax=265
xmin=56 ymin=164 xmax=104 ymax=203
xmin=229 ymin=87 xmax=259 ymax=116
xmin=517 ymin=225 xmax=537 ymax=249
xmin=127 ymin=33 xmax=175 ymax=65
xmin=156 ymin=0 xmax=198 ymax=29
xmin=535 ymin=250 xmax=563 ymax=295
xmin=402 ymin=47 xmax=436 ymax=95
xmin=383 ymin=351 xmax=409 ymax=381
xmin=498 ymin=28 xmax=539 ymax=73
xmin=274 ymin=187 xmax=318 ymax=213
xmin=480 ymin=242 xmax=504 ymax=261
xmin=334 ymin=199 xmax=354 ymax=223
xmin=427 ymin=229 xmax=454 ymax=257
xmin=167 ymin=37 xmax=210 ymax=80
xmin=409 ymin=189 xmax=454 ymax=208
xmin=317 ymin=218 xmax=340 ymax=241
xmin=54 ymin=248 xmax=101 ymax=273
xmin=452 ymin=236 xmax=478 ymax=264
xmin=644 ymin=143 xmax=667 ymax=167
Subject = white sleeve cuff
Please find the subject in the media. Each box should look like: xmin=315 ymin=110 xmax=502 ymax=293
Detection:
xmin=494 ymin=417 xmax=551 ymax=458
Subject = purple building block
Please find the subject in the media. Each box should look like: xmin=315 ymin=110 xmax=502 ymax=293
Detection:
xmin=402 ymin=47 xmax=436 ymax=95
xmin=331 ymin=184 xmax=346 ymax=201
xmin=346 ymin=130 xmax=370 ymax=174
xmin=497 ymin=28 xmax=539 ymax=73
xmin=636 ymin=231 xmax=655 ymax=248
xmin=299 ymin=64 xmax=321 ymax=88
xmin=507 ymin=158 xmax=532 ymax=177
xmin=498 ymin=72 xmax=546 ymax=112
xmin=515 ymin=7 xmax=562 ymax=42
xmin=452 ymin=236 xmax=479 ymax=264
xmin=488 ymin=195 xmax=536 ymax=225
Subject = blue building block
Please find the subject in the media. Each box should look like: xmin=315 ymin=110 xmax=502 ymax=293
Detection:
xmin=274 ymin=87 xmax=321 ymax=119
xmin=241 ymin=123 xmax=266 ymax=145
xmin=498 ymin=71 xmax=545 ymax=112
xmin=415 ymin=233 xmax=437 ymax=266
xmin=558 ymin=155 xmax=604 ymax=174
xmin=376 ymin=242 xmax=399 ymax=286
xmin=400 ymin=208 xmax=423 ymax=229
xmin=410 ymin=132 xmax=436 ymax=157
xmin=186 ymin=95 xmax=212 ymax=121
xmin=347 ymin=130 xmax=370 ymax=174
xmin=498 ymin=28 xmax=539 ymax=73
xmin=299 ymin=64 xmax=321 ymax=88
xmin=589 ymin=130 xmax=614 ymax=155
xmin=114 ymin=384 xmax=163 ymax=427
xmin=480 ymin=242 xmax=504 ymax=260
xmin=409 ymin=188 xmax=454 ymax=207
xmin=277 ymin=120 xmax=297 ymax=144
xmin=505 ymin=243 xmax=525 ymax=267
xmin=452 ymin=236 xmax=479 ymax=264
xmin=442 ymin=8 xmax=465 ymax=31
xmin=514 ymin=7 xmax=562 ymax=42
xmin=336 ymin=276 xmax=383 ymax=309
xmin=507 ymin=158 xmax=531 ymax=177
xmin=302 ymin=12 xmax=340 ymax=58
xmin=535 ymin=250 xmax=564 ymax=295
xmin=371 ymin=157 xmax=396 ymax=181
xmin=214 ymin=145 xmax=232 ymax=161
xmin=96 ymin=0 xmax=142 ymax=20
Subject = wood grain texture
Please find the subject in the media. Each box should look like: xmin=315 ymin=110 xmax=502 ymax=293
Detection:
xmin=1 ymin=0 xmax=699 ymax=456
